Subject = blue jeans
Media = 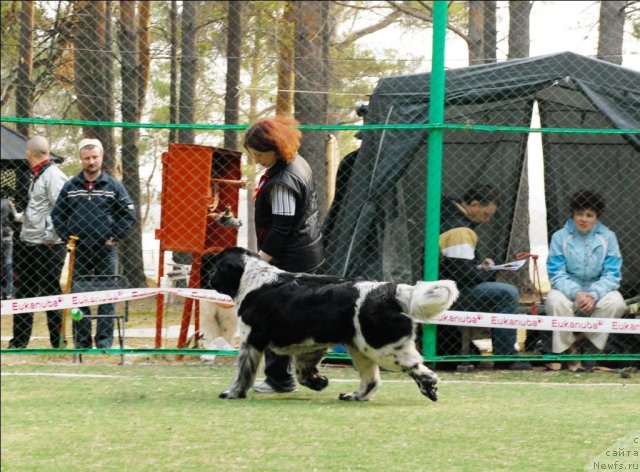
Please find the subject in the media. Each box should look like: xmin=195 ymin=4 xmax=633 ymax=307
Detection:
xmin=72 ymin=244 xmax=118 ymax=349
xmin=454 ymin=282 xmax=519 ymax=356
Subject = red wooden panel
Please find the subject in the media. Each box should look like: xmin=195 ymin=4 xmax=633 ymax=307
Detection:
xmin=156 ymin=144 xmax=213 ymax=252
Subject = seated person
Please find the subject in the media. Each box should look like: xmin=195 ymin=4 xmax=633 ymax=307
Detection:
xmin=546 ymin=190 xmax=626 ymax=372
xmin=438 ymin=185 xmax=530 ymax=370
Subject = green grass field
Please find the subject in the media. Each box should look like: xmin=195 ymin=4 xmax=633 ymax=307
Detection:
xmin=2 ymin=360 xmax=639 ymax=472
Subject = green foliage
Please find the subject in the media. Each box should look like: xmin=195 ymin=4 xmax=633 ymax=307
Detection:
xmin=197 ymin=1 xmax=227 ymax=53
xmin=628 ymin=1 xmax=640 ymax=39
xmin=0 ymin=2 xmax=19 ymax=75
xmin=150 ymin=104 xmax=170 ymax=124
xmin=152 ymin=77 xmax=170 ymax=98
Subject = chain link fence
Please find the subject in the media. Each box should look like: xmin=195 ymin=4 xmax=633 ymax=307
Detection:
xmin=1 ymin=2 xmax=638 ymax=367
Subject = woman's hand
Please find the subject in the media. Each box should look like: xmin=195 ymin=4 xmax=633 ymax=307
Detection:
xmin=258 ymin=250 xmax=273 ymax=262
xmin=575 ymin=291 xmax=596 ymax=313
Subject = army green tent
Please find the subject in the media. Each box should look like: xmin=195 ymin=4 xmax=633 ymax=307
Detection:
xmin=323 ymin=52 xmax=640 ymax=297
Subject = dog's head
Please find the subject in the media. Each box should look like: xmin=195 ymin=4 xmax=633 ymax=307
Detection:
xmin=201 ymin=247 xmax=257 ymax=298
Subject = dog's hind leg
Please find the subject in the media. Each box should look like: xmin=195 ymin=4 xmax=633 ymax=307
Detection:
xmin=219 ymin=343 xmax=262 ymax=399
xmin=294 ymin=349 xmax=329 ymax=391
xmin=339 ymin=347 xmax=381 ymax=401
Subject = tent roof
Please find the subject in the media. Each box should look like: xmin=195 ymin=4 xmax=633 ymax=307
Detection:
xmin=1 ymin=124 xmax=64 ymax=163
xmin=375 ymin=51 xmax=639 ymax=99
xmin=370 ymin=51 xmax=640 ymax=146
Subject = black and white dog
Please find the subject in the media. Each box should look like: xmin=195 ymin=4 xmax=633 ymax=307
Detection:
xmin=201 ymin=247 xmax=458 ymax=402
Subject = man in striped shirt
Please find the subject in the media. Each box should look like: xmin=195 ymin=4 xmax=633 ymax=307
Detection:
xmin=438 ymin=185 xmax=530 ymax=370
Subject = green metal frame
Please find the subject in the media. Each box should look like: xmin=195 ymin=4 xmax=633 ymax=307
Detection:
xmin=421 ymin=0 xmax=448 ymax=359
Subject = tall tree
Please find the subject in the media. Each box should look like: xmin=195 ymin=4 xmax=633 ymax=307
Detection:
xmin=16 ymin=0 xmax=34 ymax=137
xmin=118 ymin=0 xmax=146 ymax=287
xmin=243 ymin=11 xmax=268 ymax=252
xmin=597 ymin=0 xmax=627 ymax=65
xmin=104 ymin=1 xmax=116 ymax=172
xmin=468 ymin=1 xmax=484 ymax=64
xmin=507 ymin=1 xmax=532 ymax=59
xmin=2 ymin=2 xmax=76 ymax=124
xmin=224 ymin=1 xmax=242 ymax=151
xmin=177 ymin=0 xmax=197 ymax=145
xmin=386 ymin=1 xmax=502 ymax=65
xmin=482 ymin=1 xmax=497 ymax=64
xmin=169 ymin=0 xmax=178 ymax=144
xmin=276 ymin=2 xmax=295 ymax=116
xmin=171 ymin=0 xmax=198 ymax=266
xmin=137 ymin=1 xmax=151 ymax=119
xmin=73 ymin=0 xmax=115 ymax=173
xmin=294 ymin=1 xmax=330 ymax=216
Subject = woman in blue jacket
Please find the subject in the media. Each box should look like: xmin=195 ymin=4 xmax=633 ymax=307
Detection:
xmin=546 ymin=190 xmax=626 ymax=371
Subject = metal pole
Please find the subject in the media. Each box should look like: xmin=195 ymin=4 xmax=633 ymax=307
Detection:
xmin=422 ymin=1 xmax=448 ymax=359
xmin=155 ymin=247 xmax=165 ymax=348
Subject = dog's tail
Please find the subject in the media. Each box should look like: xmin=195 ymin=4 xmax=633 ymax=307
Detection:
xmin=396 ymin=280 xmax=459 ymax=322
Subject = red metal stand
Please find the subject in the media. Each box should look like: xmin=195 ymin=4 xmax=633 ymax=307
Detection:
xmin=154 ymin=143 xmax=243 ymax=352
xmin=175 ymin=253 xmax=202 ymax=352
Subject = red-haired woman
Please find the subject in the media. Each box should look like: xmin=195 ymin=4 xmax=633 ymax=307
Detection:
xmin=244 ymin=115 xmax=325 ymax=393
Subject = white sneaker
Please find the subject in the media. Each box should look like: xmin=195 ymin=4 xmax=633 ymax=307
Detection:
xmin=253 ymin=380 xmax=297 ymax=393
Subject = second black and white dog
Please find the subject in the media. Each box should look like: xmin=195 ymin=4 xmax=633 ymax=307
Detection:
xmin=201 ymin=247 xmax=458 ymax=402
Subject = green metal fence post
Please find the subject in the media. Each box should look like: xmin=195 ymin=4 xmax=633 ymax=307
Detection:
xmin=422 ymin=0 xmax=448 ymax=360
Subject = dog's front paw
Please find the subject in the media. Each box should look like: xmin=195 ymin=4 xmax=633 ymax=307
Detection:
xmin=219 ymin=390 xmax=246 ymax=400
xmin=418 ymin=378 xmax=438 ymax=402
xmin=424 ymin=384 xmax=438 ymax=402
xmin=412 ymin=372 xmax=438 ymax=402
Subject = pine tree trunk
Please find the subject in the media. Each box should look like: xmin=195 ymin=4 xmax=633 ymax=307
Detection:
xmin=103 ymin=1 xmax=116 ymax=174
xmin=177 ymin=1 xmax=198 ymax=145
xmin=467 ymin=1 xmax=483 ymax=65
xmin=294 ymin=1 xmax=330 ymax=218
xmin=73 ymin=1 xmax=115 ymax=173
xmin=482 ymin=1 xmax=497 ymax=64
xmin=16 ymin=0 xmax=34 ymax=137
xmin=276 ymin=3 xmax=295 ymax=117
xmin=137 ymin=1 xmax=151 ymax=118
xmin=597 ymin=0 xmax=626 ymax=65
xmin=224 ymin=1 xmax=243 ymax=151
xmin=507 ymin=1 xmax=532 ymax=59
xmin=169 ymin=0 xmax=178 ymax=144
xmin=118 ymin=0 xmax=146 ymax=288
xmin=172 ymin=1 xmax=198 ymax=265
xmin=245 ymin=27 xmax=262 ymax=252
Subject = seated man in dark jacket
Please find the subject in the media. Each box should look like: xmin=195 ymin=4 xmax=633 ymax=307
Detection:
xmin=52 ymin=138 xmax=136 ymax=349
xmin=438 ymin=185 xmax=530 ymax=370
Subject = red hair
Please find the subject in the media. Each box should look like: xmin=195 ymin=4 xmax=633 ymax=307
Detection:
xmin=243 ymin=115 xmax=301 ymax=163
